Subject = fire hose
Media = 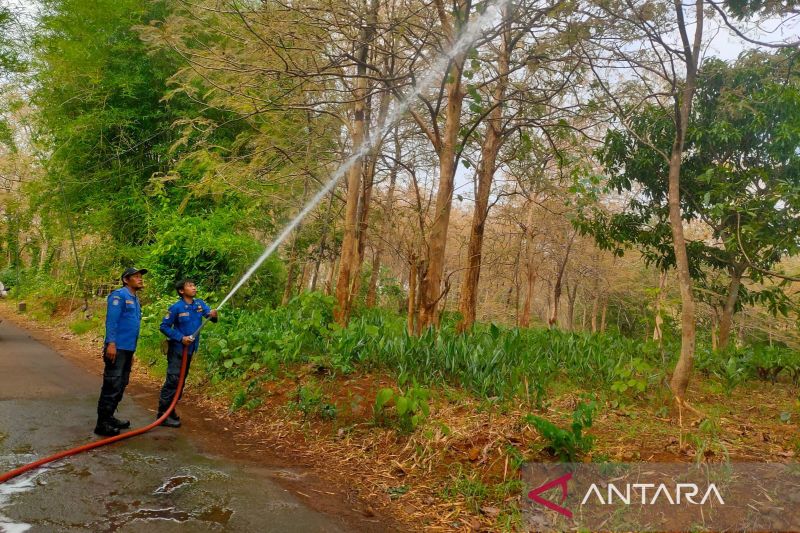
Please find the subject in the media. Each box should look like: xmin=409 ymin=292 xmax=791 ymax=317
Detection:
xmin=1 ymin=324 xmax=204 ymax=484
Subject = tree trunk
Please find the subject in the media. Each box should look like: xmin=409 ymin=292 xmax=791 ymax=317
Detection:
xmin=282 ymin=246 xmax=298 ymax=305
xmin=310 ymin=192 xmax=335 ymax=292
xmin=418 ymin=2 xmax=469 ymax=331
xmin=366 ymin=131 xmax=399 ymax=308
xmin=711 ymin=309 xmax=719 ymax=351
xmin=600 ymin=298 xmax=608 ymax=332
xmin=297 ymin=262 xmax=309 ymax=293
xmin=548 ymin=232 xmax=576 ymax=328
xmin=519 ymin=268 xmax=537 ymax=328
xmin=456 ymin=8 xmax=510 ymax=333
xmin=590 ymin=278 xmax=600 ymax=333
xmin=566 ymin=280 xmax=579 ymax=331
xmin=667 ymin=0 xmax=703 ymax=403
xmin=334 ymin=0 xmax=378 ymax=326
xmin=326 ymin=257 xmax=338 ymax=296
xmin=414 ymin=260 xmax=427 ymax=335
xmin=653 ymin=270 xmax=668 ymax=342
xmin=407 ymin=256 xmax=418 ymax=335
xmin=349 ymin=83 xmax=392 ymax=310
xmin=519 ymin=203 xmax=538 ymax=327
xmin=284 ymin=176 xmax=311 ymax=304
xmin=717 ymin=264 xmax=744 ymax=350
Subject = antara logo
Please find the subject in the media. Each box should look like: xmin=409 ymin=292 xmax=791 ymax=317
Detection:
xmin=528 ymin=472 xmax=573 ymax=518
xmin=528 ymin=473 xmax=725 ymax=519
xmin=581 ymin=483 xmax=725 ymax=506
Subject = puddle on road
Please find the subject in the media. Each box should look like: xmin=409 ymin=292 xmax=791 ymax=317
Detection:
xmin=100 ymin=504 xmax=234 ymax=531
xmin=154 ymin=475 xmax=197 ymax=494
xmin=129 ymin=507 xmax=191 ymax=522
xmin=0 ymin=465 xmax=42 ymax=533
xmin=196 ymin=505 xmax=233 ymax=524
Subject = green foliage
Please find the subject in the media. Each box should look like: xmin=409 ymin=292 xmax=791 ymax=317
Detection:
xmin=0 ymin=6 xmax=24 ymax=73
xmin=695 ymin=343 xmax=800 ymax=391
xmin=30 ymin=0 xmax=186 ymax=245
xmin=201 ymin=291 xmax=335 ymax=381
xmin=290 ymin=383 xmax=336 ymax=420
xmin=610 ymin=357 xmax=658 ymax=405
xmin=714 ymin=356 xmax=747 ymax=396
xmin=373 ymin=385 xmax=431 ymax=433
xmin=145 ymin=210 xmax=284 ymax=305
xmin=230 ymin=389 xmax=248 ymax=411
xmin=194 ymin=292 xmax=681 ymax=406
xmin=525 ymin=400 xmax=597 ymax=462
xmin=441 ymin=472 xmax=489 ymax=512
xmin=68 ymin=318 xmax=99 ymax=335
xmin=577 ymin=49 xmax=800 ymax=320
xmin=744 ymin=346 xmax=785 ymax=383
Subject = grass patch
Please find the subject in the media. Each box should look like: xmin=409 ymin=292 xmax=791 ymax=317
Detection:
xmin=68 ymin=318 xmax=99 ymax=335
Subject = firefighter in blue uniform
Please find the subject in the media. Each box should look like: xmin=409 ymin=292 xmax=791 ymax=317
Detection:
xmin=95 ymin=267 xmax=147 ymax=437
xmin=157 ymin=279 xmax=218 ymax=427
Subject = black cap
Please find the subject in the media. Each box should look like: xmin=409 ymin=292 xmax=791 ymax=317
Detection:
xmin=120 ymin=267 xmax=148 ymax=283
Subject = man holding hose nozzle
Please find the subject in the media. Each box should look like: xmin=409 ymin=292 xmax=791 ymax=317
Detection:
xmin=157 ymin=279 xmax=218 ymax=427
xmin=95 ymin=267 xmax=147 ymax=437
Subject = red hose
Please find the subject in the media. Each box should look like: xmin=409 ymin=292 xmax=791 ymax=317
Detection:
xmin=0 ymin=345 xmax=190 ymax=484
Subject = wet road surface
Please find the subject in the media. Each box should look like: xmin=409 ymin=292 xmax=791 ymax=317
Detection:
xmin=0 ymin=318 xmax=348 ymax=532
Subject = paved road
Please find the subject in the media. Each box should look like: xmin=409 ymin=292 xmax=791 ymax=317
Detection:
xmin=0 ymin=318 xmax=348 ymax=533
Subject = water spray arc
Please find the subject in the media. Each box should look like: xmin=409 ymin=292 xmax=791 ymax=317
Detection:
xmin=0 ymin=0 xmax=509 ymax=485
xmin=216 ymin=0 xmax=508 ymax=310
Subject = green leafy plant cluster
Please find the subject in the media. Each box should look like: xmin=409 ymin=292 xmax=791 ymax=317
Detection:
xmin=610 ymin=357 xmax=659 ymax=405
xmin=373 ymin=385 xmax=431 ymax=433
xmin=525 ymin=399 xmax=597 ymax=462
xmin=695 ymin=344 xmax=800 ymax=392
xmin=290 ymin=383 xmax=337 ymax=420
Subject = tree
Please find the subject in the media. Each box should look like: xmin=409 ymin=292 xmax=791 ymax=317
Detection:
xmin=582 ymin=49 xmax=800 ymax=351
xmin=0 ymin=4 xmax=23 ymax=75
xmin=31 ymin=0 xmax=182 ymax=246
xmin=456 ymin=0 xmax=583 ymax=331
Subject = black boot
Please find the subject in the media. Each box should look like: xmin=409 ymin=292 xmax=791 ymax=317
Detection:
xmin=94 ymin=419 xmax=120 ymax=437
xmin=109 ymin=416 xmax=130 ymax=429
xmin=157 ymin=412 xmax=181 ymax=428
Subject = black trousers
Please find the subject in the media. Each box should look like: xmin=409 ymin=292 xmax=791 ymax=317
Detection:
xmin=158 ymin=343 xmax=194 ymax=414
xmin=96 ymin=347 xmax=134 ymax=421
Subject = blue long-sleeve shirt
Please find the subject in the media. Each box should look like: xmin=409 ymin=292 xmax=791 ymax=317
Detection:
xmin=104 ymin=286 xmax=142 ymax=351
xmin=159 ymin=298 xmax=215 ymax=353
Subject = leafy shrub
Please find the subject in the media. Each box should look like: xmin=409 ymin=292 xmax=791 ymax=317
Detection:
xmin=526 ymin=399 xmax=597 ymax=462
xmin=744 ymin=345 xmax=786 ymax=383
xmin=713 ymin=356 xmax=747 ymax=395
xmin=373 ymin=385 xmax=430 ymax=433
xmin=201 ymin=291 xmax=335 ymax=381
xmin=610 ymin=357 xmax=659 ymax=405
xmin=696 ymin=344 xmax=799 ymax=389
xmin=290 ymin=383 xmax=336 ymax=420
xmin=145 ymin=210 xmax=285 ymax=306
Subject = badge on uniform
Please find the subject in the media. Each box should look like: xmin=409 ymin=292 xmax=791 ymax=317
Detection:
xmin=196 ymin=306 xmax=203 ymax=313
xmin=178 ymin=312 xmax=190 ymax=317
xmin=112 ymin=298 xmax=120 ymax=306
xmin=125 ymin=300 xmax=134 ymax=305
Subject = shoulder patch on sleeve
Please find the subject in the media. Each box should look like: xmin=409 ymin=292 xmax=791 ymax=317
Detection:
xmin=112 ymin=298 xmax=120 ymax=306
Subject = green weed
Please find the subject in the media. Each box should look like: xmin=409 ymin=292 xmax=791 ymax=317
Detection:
xmin=373 ymin=385 xmax=430 ymax=433
xmin=526 ymin=399 xmax=597 ymax=462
